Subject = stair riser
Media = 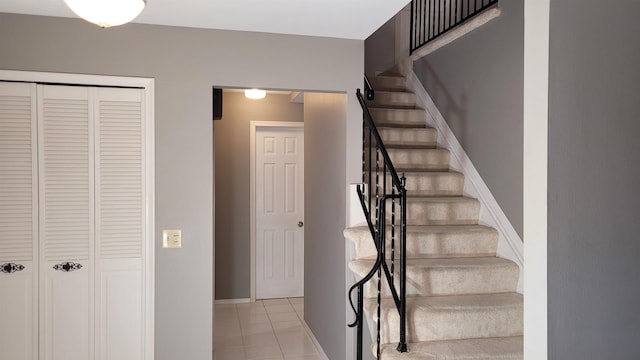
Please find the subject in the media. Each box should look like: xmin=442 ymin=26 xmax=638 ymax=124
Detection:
xmin=365 ymin=149 xmax=450 ymax=171
xmin=368 ymin=92 xmax=416 ymax=108
xmin=345 ymin=227 xmax=498 ymax=260
xmin=367 ymin=127 xmax=437 ymax=148
xmin=370 ymin=108 xmax=427 ymax=127
xmin=365 ymin=172 xmax=464 ymax=197
xmin=355 ymin=261 xmax=519 ymax=298
xmin=379 ymin=337 xmax=524 ymax=360
xmin=392 ymin=149 xmax=450 ymax=171
xmin=371 ymin=303 xmax=523 ymax=343
xmin=405 ymin=172 xmax=464 ymax=196
xmin=389 ymin=199 xmax=480 ymax=226
xmin=372 ymin=76 xmax=406 ymax=91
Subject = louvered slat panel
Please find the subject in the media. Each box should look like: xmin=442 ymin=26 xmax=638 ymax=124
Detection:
xmin=41 ymin=90 xmax=90 ymax=261
xmin=98 ymin=90 xmax=144 ymax=259
xmin=0 ymin=84 xmax=35 ymax=262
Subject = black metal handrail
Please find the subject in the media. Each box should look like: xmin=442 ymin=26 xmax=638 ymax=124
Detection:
xmin=410 ymin=0 xmax=499 ymax=54
xmin=348 ymin=76 xmax=407 ymax=360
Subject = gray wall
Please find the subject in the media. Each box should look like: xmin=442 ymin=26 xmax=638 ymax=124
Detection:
xmin=410 ymin=0 xmax=524 ymax=237
xmin=0 ymin=13 xmax=363 ymax=359
xmin=365 ymin=16 xmax=396 ymax=77
xmin=548 ymin=0 xmax=640 ymax=358
xmin=304 ymin=92 xmax=347 ymax=360
xmin=214 ymin=92 xmax=303 ymax=300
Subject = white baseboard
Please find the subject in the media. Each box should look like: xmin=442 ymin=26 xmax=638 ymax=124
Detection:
xmin=301 ymin=320 xmax=330 ymax=360
xmin=214 ymin=298 xmax=251 ymax=305
xmin=406 ymin=70 xmax=524 ymax=293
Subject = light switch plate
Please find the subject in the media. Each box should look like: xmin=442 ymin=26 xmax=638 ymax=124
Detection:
xmin=162 ymin=229 xmax=182 ymax=249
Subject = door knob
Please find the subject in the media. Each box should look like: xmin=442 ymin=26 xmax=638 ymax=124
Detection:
xmin=297 ymin=221 xmax=304 ymax=228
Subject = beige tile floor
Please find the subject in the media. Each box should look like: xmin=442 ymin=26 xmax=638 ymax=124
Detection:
xmin=214 ymin=298 xmax=323 ymax=360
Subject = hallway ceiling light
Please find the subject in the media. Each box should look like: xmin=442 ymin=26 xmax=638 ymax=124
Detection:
xmin=245 ymin=89 xmax=266 ymax=100
xmin=64 ymin=0 xmax=146 ymax=28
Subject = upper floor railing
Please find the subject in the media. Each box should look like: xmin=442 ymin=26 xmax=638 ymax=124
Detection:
xmin=410 ymin=0 xmax=499 ymax=54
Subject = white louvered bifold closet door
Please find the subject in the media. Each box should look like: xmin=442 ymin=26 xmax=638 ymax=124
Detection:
xmin=0 ymin=81 xmax=148 ymax=360
xmin=94 ymin=87 xmax=145 ymax=360
xmin=0 ymin=82 xmax=38 ymax=360
xmin=38 ymin=85 xmax=93 ymax=360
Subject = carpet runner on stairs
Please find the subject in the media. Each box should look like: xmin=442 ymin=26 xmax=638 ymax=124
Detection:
xmin=345 ymin=73 xmax=523 ymax=359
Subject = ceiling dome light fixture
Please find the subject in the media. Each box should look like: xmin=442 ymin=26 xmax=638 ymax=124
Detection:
xmin=244 ymin=89 xmax=266 ymax=100
xmin=64 ymin=0 xmax=147 ymax=28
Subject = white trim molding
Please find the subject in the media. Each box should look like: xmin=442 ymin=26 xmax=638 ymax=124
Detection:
xmin=301 ymin=319 xmax=330 ymax=360
xmin=214 ymin=298 xmax=251 ymax=305
xmin=523 ymin=0 xmax=549 ymax=358
xmin=405 ymin=70 xmax=524 ymax=292
xmin=249 ymin=121 xmax=304 ymax=303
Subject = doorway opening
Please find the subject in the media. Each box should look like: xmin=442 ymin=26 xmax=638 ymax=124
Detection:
xmin=214 ymin=89 xmax=306 ymax=303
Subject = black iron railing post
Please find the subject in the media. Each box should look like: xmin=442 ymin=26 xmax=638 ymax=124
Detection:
xmin=397 ymin=176 xmax=408 ymax=353
xmin=356 ymin=285 xmax=364 ymax=360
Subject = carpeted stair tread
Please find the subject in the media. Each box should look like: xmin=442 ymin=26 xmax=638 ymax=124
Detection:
xmin=349 ymin=257 xmax=519 ymax=298
xmin=365 ymin=293 xmax=523 ymax=343
xmin=378 ymin=336 xmax=523 ymax=359
xmin=345 ymin=225 xmax=498 ymax=260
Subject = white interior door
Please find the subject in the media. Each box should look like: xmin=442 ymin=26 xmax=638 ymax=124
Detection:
xmin=255 ymin=126 xmax=304 ymax=299
xmin=94 ymin=87 xmax=145 ymax=360
xmin=38 ymin=85 xmax=92 ymax=360
xmin=0 ymin=82 xmax=38 ymax=360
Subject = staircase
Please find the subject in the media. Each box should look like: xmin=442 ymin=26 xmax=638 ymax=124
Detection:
xmin=345 ymin=72 xmax=523 ymax=359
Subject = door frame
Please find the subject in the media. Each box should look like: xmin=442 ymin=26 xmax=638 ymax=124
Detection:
xmin=249 ymin=121 xmax=304 ymax=302
xmin=0 ymin=70 xmax=155 ymax=360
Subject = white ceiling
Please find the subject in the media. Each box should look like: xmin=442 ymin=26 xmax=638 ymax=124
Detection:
xmin=0 ymin=0 xmax=409 ymax=40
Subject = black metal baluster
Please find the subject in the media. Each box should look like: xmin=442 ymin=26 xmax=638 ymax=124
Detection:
xmin=391 ymin=188 xmax=396 ymax=286
xmin=397 ymin=176 xmax=408 ymax=353
xmin=368 ymin=126 xmax=373 ymax=217
xmin=410 ymin=0 xmax=415 ymax=53
xmin=438 ymin=0 xmax=443 ymax=36
xmin=362 ymin=117 xmax=365 ymax=185
xmin=356 ymin=285 xmax=364 ymax=360
xmin=420 ymin=0 xmax=425 ymax=46
xmin=377 ymin=199 xmax=386 ymax=360
xmin=448 ymin=0 xmax=452 ymax=31
xmin=430 ymin=0 xmax=435 ymax=39
xmin=375 ymin=148 xmax=380 ymax=230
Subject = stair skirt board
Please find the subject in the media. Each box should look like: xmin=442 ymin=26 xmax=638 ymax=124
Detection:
xmin=349 ymin=72 xmax=523 ymax=359
xmin=405 ymin=70 xmax=524 ymax=282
